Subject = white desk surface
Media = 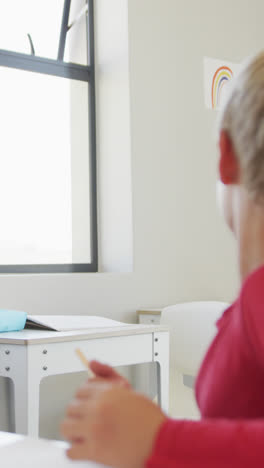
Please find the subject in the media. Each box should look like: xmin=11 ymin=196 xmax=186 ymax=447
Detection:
xmin=0 ymin=432 xmax=109 ymax=467
xmin=0 ymin=323 xmax=168 ymax=345
xmin=0 ymin=431 xmax=22 ymax=447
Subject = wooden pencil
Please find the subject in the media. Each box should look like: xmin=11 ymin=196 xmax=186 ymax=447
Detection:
xmin=75 ymin=348 xmax=95 ymax=378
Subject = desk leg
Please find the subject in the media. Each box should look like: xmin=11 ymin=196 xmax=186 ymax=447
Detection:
xmin=12 ymin=375 xmax=40 ymax=436
xmin=8 ymin=347 xmax=41 ymax=437
xmin=154 ymin=332 xmax=169 ymax=414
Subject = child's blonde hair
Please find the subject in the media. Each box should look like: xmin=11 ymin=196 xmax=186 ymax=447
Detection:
xmin=219 ymin=51 xmax=264 ymax=201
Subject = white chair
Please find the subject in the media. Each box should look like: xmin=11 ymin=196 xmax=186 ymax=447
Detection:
xmin=160 ymin=301 xmax=229 ymax=419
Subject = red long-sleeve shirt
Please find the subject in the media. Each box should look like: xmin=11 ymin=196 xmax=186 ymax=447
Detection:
xmin=147 ymin=265 xmax=264 ymax=467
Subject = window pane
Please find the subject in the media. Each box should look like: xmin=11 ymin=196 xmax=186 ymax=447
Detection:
xmin=0 ymin=67 xmax=91 ymax=265
xmin=0 ymin=1 xmax=87 ymax=65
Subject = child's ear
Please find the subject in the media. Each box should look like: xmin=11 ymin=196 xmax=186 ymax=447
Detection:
xmin=219 ymin=130 xmax=240 ymax=184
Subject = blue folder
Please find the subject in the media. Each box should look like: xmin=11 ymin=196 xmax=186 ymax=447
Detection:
xmin=0 ymin=310 xmax=27 ymax=332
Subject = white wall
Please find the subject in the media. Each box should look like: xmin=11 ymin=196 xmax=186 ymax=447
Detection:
xmin=96 ymin=0 xmax=133 ymax=273
xmin=1 ymin=0 xmax=264 ymax=436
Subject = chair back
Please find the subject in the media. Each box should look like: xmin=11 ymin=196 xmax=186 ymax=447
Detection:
xmin=160 ymin=301 xmax=229 ymax=377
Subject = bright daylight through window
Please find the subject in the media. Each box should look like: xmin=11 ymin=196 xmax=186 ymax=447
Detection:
xmin=0 ymin=0 xmax=97 ymax=273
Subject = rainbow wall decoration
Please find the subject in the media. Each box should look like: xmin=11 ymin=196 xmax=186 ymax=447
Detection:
xmin=211 ymin=66 xmax=233 ymax=109
xmin=203 ymin=57 xmax=240 ymax=110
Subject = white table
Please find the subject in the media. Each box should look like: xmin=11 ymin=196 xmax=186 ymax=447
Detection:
xmin=0 ymin=324 xmax=169 ymax=436
xmin=0 ymin=430 xmax=22 ymax=447
xmin=0 ymin=431 xmax=107 ymax=467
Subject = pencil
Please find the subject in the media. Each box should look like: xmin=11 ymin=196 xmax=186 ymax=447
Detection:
xmin=75 ymin=348 xmax=95 ymax=378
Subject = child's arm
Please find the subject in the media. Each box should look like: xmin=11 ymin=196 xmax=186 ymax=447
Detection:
xmin=147 ymin=417 xmax=264 ymax=468
xmin=61 ymin=380 xmax=264 ymax=468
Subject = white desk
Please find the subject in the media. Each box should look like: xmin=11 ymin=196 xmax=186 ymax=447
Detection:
xmin=0 ymin=324 xmax=169 ymax=437
xmin=0 ymin=430 xmax=22 ymax=447
xmin=0 ymin=431 xmax=107 ymax=467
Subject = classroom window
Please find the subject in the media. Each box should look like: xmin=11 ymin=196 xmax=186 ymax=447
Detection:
xmin=0 ymin=0 xmax=98 ymax=273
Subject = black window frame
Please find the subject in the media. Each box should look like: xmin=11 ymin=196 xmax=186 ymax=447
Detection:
xmin=0 ymin=0 xmax=98 ymax=274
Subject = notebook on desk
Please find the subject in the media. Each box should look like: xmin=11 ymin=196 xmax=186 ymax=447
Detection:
xmin=0 ymin=437 xmax=109 ymax=468
xmin=24 ymin=315 xmax=130 ymax=332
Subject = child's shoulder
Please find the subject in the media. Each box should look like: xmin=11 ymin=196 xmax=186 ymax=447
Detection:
xmin=241 ymin=264 xmax=264 ymax=306
xmin=239 ymin=265 xmax=264 ymax=358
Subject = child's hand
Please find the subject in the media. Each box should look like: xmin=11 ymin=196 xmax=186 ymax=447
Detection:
xmin=89 ymin=360 xmax=130 ymax=388
xmin=61 ymin=383 xmax=166 ymax=468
